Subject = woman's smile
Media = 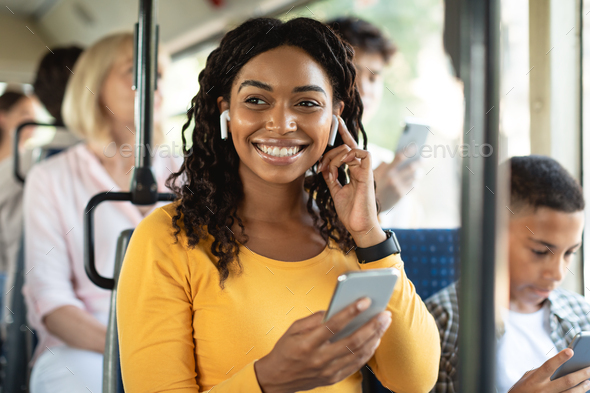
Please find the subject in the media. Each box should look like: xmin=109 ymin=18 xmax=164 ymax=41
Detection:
xmin=251 ymin=137 xmax=310 ymax=165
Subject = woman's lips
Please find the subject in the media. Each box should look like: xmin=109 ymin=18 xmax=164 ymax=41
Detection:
xmin=252 ymin=143 xmax=308 ymax=166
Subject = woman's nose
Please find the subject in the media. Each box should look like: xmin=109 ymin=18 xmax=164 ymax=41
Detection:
xmin=265 ymin=109 xmax=297 ymax=134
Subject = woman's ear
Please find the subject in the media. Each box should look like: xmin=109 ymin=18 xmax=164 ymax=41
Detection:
xmin=333 ymin=101 xmax=344 ymax=117
xmin=217 ymin=97 xmax=229 ymax=114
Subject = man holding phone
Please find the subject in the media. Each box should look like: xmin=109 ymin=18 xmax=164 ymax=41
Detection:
xmin=426 ymin=156 xmax=590 ymax=393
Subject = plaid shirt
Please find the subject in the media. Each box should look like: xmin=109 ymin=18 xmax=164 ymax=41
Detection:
xmin=424 ymin=282 xmax=590 ymax=393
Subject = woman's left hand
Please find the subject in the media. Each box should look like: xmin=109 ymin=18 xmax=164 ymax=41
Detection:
xmin=317 ymin=117 xmax=386 ymax=248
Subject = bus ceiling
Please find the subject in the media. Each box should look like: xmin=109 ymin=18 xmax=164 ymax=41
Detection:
xmin=0 ymin=0 xmax=314 ymax=84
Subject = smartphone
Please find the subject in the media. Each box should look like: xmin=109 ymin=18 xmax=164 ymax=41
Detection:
xmin=395 ymin=117 xmax=430 ymax=165
xmin=551 ymin=332 xmax=590 ymax=380
xmin=323 ymin=268 xmax=400 ymax=342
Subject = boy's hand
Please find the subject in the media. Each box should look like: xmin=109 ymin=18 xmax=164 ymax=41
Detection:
xmin=510 ymin=349 xmax=590 ymax=393
xmin=373 ymin=154 xmax=420 ymax=212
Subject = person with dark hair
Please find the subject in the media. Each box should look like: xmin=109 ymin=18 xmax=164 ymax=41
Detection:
xmin=33 ymin=46 xmax=83 ymax=126
xmin=117 ymin=17 xmax=440 ymax=392
xmin=426 ymin=155 xmax=590 ymax=393
xmin=327 ymin=17 xmax=423 ymax=228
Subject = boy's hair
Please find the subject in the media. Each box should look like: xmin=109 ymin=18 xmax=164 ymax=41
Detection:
xmin=168 ymin=17 xmax=368 ymax=287
xmin=326 ymin=17 xmax=396 ymax=63
xmin=510 ymin=155 xmax=585 ymax=213
xmin=33 ymin=46 xmax=83 ymax=126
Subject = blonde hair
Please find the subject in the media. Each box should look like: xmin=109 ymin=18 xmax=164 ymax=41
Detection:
xmin=62 ymin=32 xmax=133 ymax=141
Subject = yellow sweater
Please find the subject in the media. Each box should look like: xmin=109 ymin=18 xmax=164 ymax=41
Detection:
xmin=117 ymin=204 xmax=440 ymax=392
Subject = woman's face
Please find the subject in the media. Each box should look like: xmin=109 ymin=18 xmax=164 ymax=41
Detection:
xmin=100 ymin=45 xmax=164 ymax=140
xmin=0 ymin=97 xmax=36 ymax=145
xmin=219 ymin=45 xmax=342 ymax=184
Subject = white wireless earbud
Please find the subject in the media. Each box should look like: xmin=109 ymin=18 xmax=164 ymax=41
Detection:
xmin=328 ymin=115 xmax=339 ymax=146
xmin=220 ymin=110 xmax=231 ymax=140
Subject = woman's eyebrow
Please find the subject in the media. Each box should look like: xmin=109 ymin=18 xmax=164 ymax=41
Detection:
xmin=292 ymin=85 xmax=326 ymax=96
xmin=238 ymin=80 xmax=272 ymax=92
xmin=237 ymin=80 xmax=326 ymax=96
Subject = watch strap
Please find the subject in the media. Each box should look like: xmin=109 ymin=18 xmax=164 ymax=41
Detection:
xmin=355 ymin=230 xmax=401 ymax=264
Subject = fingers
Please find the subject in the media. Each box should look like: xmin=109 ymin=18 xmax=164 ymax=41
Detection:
xmin=335 ymin=311 xmax=391 ymax=355
xmin=320 ymin=318 xmax=388 ymax=383
xmin=318 ymin=144 xmax=350 ymax=174
xmin=336 ymin=116 xmax=359 ymax=150
xmin=319 ymin=146 xmax=370 ymax=179
xmin=309 ymin=297 xmax=372 ymax=345
xmin=536 ymin=349 xmax=574 ymax=381
xmin=562 ymin=379 xmax=590 ymax=392
xmin=552 ymin=365 xmax=590 ymax=392
xmin=289 ymin=311 xmax=326 ymax=335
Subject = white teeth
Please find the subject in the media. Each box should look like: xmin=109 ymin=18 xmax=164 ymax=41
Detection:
xmin=257 ymin=144 xmax=302 ymax=158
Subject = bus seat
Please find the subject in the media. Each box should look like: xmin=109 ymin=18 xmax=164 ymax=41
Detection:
xmin=2 ymin=233 xmax=36 ymax=393
xmin=390 ymin=228 xmax=460 ymax=299
xmin=103 ymin=229 xmax=134 ymax=393
xmin=362 ymin=228 xmax=460 ymax=393
xmin=2 ymin=125 xmax=80 ymax=390
xmin=15 ymin=125 xmax=80 ymax=183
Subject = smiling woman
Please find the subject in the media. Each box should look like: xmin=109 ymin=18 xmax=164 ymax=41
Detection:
xmin=117 ymin=17 xmax=440 ymax=393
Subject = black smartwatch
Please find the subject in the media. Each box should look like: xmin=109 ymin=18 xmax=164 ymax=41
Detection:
xmin=355 ymin=229 xmax=401 ymax=264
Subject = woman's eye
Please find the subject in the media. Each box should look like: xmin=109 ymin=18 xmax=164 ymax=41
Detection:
xmin=297 ymin=101 xmax=318 ymax=107
xmin=245 ymin=97 xmax=267 ymax=105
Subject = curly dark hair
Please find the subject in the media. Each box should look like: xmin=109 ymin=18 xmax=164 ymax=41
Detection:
xmin=326 ymin=17 xmax=396 ymax=63
xmin=167 ymin=17 xmax=371 ymax=286
xmin=509 ymin=155 xmax=585 ymax=213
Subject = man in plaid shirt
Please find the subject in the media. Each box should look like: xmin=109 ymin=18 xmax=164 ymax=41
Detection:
xmin=425 ymin=156 xmax=590 ymax=393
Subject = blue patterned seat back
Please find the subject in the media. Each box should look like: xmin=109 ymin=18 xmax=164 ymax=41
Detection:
xmin=362 ymin=228 xmax=460 ymax=393
xmin=387 ymin=228 xmax=460 ymax=299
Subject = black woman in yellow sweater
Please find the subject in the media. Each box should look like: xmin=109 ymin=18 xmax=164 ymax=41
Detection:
xmin=117 ymin=17 xmax=440 ymax=393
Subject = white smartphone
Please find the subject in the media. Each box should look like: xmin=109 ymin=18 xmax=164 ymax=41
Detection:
xmin=395 ymin=117 xmax=430 ymax=165
xmin=323 ymin=268 xmax=400 ymax=342
xmin=551 ymin=332 xmax=590 ymax=380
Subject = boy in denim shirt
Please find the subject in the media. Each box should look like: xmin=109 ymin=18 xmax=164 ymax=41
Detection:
xmin=427 ymin=155 xmax=590 ymax=393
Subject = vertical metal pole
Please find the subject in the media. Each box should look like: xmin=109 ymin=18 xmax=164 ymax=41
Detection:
xmin=131 ymin=0 xmax=159 ymax=204
xmin=458 ymin=0 xmax=501 ymax=391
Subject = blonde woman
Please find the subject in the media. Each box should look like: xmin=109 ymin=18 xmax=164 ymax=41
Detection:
xmin=23 ymin=32 xmax=180 ymax=393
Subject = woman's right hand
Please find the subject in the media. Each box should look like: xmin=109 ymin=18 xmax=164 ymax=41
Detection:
xmin=510 ymin=349 xmax=590 ymax=393
xmin=254 ymin=298 xmax=392 ymax=393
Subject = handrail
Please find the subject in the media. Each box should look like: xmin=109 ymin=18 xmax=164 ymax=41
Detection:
xmin=84 ymin=0 xmax=164 ymax=291
xmin=83 ymin=191 xmax=174 ymax=289
xmin=130 ymin=0 xmax=159 ymax=205
xmin=457 ymin=0 xmax=501 ymax=391
xmin=13 ymin=121 xmax=58 ymax=184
